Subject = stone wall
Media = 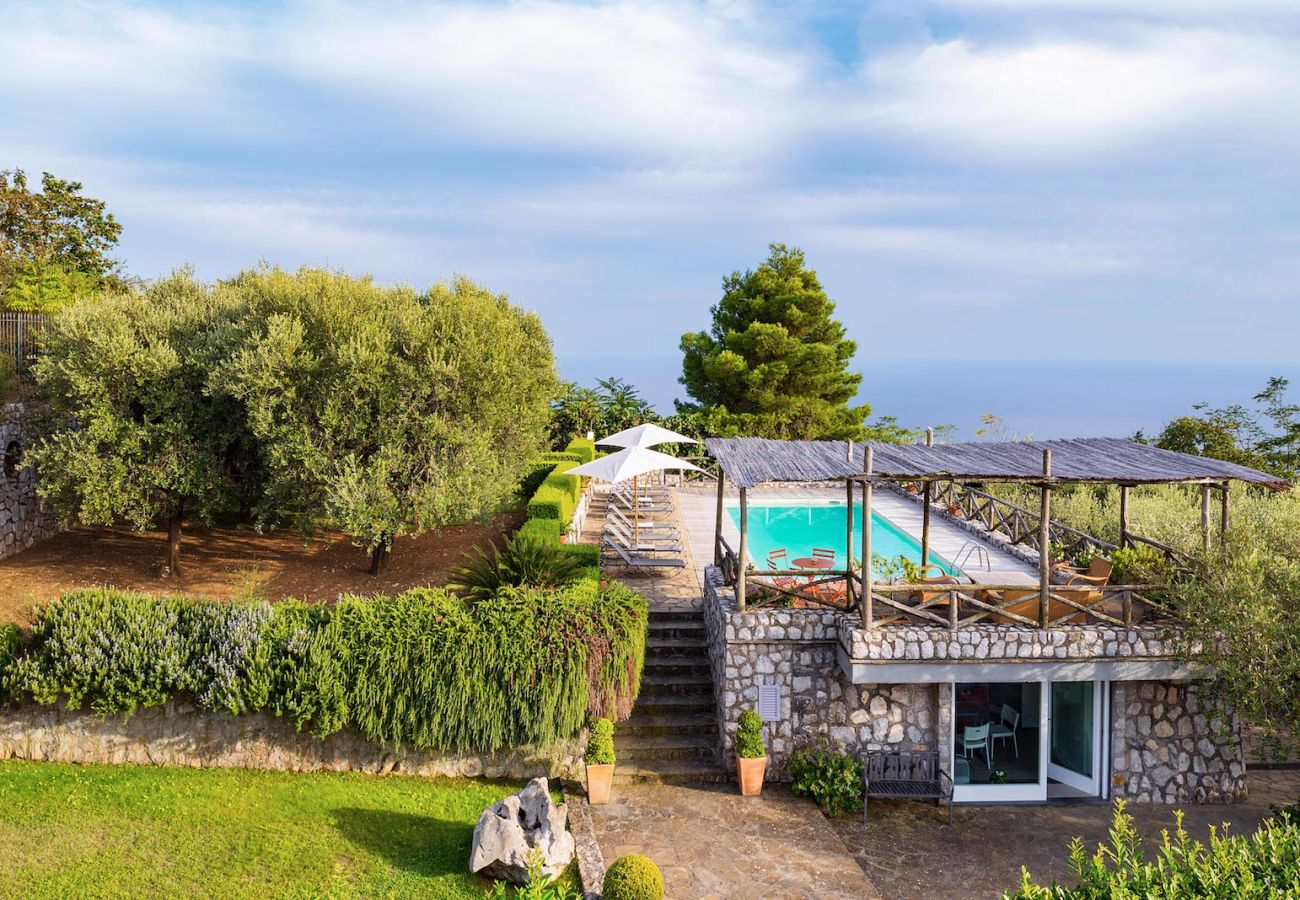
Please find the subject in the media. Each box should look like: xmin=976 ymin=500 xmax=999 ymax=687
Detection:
xmin=704 ymin=565 xmax=1243 ymax=802
xmin=704 ymin=567 xmax=937 ymax=778
xmin=0 ymin=404 xmax=59 ymax=560
xmin=842 ymin=622 xmax=1178 ymax=663
xmin=0 ymin=700 xmax=586 ymax=781
xmin=1111 ymin=681 xmax=1246 ymax=803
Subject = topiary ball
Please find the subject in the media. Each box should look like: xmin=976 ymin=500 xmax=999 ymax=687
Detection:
xmin=602 ymin=854 xmax=664 ymax=900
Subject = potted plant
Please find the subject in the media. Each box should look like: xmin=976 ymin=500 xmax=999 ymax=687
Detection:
xmin=585 ymin=718 xmax=615 ymax=804
xmin=734 ymin=709 xmax=767 ymax=796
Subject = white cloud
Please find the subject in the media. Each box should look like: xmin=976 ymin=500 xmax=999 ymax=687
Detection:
xmin=857 ymin=29 xmax=1299 ymax=158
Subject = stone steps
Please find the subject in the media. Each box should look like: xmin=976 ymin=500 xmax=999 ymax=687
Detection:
xmin=615 ymin=607 xmax=723 ymax=783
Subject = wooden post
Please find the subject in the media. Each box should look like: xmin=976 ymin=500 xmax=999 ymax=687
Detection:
xmin=921 ymin=427 xmax=934 ymax=566
xmin=1200 ymin=485 xmax=1211 ymax=552
xmin=860 ymin=448 xmax=874 ymax=629
xmin=1039 ymin=449 xmax=1052 ymax=628
xmin=737 ymin=487 xmax=748 ymax=610
xmin=845 ymin=476 xmax=856 ymax=605
xmin=1220 ymin=482 xmax=1231 ymax=549
xmin=1119 ymin=485 xmax=1130 ymax=549
xmin=713 ymin=470 xmax=726 ymax=565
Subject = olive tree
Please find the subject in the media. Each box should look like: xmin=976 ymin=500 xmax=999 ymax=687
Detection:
xmin=26 ymin=271 xmax=246 ymax=572
xmin=216 ymin=267 xmax=557 ymax=572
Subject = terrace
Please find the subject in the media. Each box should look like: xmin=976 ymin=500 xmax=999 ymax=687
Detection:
xmin=684 ymin=436 xmax=1290 ymax=804
xmin=700 ymin=436 xmax=1287 ymax=631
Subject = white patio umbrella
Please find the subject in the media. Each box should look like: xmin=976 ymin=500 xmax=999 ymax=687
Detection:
xmin=567 ymin=446 xmax=702 ymax=541
xmin=595 ymin=423 xmax=698 ymax=449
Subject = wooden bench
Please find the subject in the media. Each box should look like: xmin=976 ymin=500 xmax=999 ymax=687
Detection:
xmin=863 ymin=750 xmax=953 ymax=825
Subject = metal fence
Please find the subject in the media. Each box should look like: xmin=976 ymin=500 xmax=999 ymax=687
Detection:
xmin=0 ymin=312 xmax=49 ymax=375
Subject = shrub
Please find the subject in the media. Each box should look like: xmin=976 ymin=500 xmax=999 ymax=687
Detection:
xmin=562 ymin=541 xmax=601 ymax=571
xmin=518 ymin=517 xmax=563 ymax=544
xmin=7 ymin=583 xmax=647 ymax=752
xmin=788 ymin=737 xmax=863 ymax=817
xmin=449 ymin=532 xmax=588 ymax=602
xmin=585 ymin=717 xmax=615 ymax=765
xmin=0 ymin=622 xmax=19 ymax=698
xmin=564 ymin=437 xmax=596 ymax=464
xmin=601 ymin=854 xmax=664 ymax=900
xmin=1008 ymin=799 xmax=1300 ymax=898
xmin=734 ymin=709 xmax=765 ymax=758
xmin=527 ymin=461 xmax=581 ymax=524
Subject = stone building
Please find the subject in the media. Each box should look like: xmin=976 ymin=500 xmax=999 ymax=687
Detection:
xmin=693 ymin=436 xmax=1284 ymax=805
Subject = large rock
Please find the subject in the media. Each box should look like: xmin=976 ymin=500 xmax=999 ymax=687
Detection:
xmin=469 ymin=777 xmax=575 ymax=885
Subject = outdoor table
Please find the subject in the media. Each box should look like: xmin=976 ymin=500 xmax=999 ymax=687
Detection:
xmin=791 ymin=557 xmax=833 ymax=570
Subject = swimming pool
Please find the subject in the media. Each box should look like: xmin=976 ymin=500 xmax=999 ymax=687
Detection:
xmin=727 ymin=501 xmax=957 ymax=576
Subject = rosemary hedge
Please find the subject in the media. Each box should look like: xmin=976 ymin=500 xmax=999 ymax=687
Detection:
xmin=4 ymin=583 xmax=646 ymax=752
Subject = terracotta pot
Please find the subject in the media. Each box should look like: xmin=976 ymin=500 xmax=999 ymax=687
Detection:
xmin=736 ymin=754 xmax=767 ymax=797
xmin=586 ymin=763 xmax=614 ymax=805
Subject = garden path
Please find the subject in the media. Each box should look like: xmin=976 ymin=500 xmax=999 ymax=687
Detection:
xmin=590 ymin=781 xmax=882 ymax=900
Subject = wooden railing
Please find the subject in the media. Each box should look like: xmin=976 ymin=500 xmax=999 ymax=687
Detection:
xmin=932 ymin=481 xmax=1116 ymax=561
xmin=731 ymin=570 xmax=1170 ymax=629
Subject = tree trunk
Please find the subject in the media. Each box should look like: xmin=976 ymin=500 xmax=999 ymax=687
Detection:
xmin=166 ymin=504 xmax=184 ymax=575
xmin=369 ymin=537 xmax=391 ymax=575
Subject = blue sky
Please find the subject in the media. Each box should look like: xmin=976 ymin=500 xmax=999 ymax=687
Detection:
xmin=3 ymin=1 xmax=1299 ymax=435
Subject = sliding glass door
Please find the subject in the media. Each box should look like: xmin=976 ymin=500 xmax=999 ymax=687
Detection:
xmin=951 ymin=680 xmax=1107 ymax=803
xmin=1047 ymin=681 xmax=1105 ymax=796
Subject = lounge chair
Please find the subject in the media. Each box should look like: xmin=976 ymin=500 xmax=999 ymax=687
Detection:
xmin=908 ymin=563 xmax=961 ymax=609
xmin=607 ymin=505 xmax=678 ymax=534
xmin=602 ymin=539 xmax=685 ymax=569
xmin=603 ymin=521 xmax=682 ymax=555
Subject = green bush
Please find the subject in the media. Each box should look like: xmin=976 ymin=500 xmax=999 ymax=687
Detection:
xmin=562 ymin=541 xmax=601 ymax=570
xmin=788 ymin=737 xmax=863 ymax=817
xmin=449 ymin=532 xmax=588 ymax=602
xmin=734 ymin=709 xmax=765 ymax=758
xmin=585 ymin=717 xmax=615 ymax=765
xmin=1008 ymin=799 xmax=1300 ymax=898
xmin=518 ymin=517 xmax=563 ymax=544
xmin=602 ymin=854 xmax=664 ymax=900
xmin=564 ymin=437 xmax=596 ymax=464
xmin=527 ymin=461 xmax=581 ymax=524
xmin=7 ymin=583 xmax=647 ymax=752
xmin=518 ymin=462 xmax=559 ymax=503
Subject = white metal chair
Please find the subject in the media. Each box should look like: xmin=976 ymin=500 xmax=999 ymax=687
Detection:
xmin=990 ymin=704 xmax=1020 ymax=758
xmin=960 ymin=723 xmax=991 ymax=768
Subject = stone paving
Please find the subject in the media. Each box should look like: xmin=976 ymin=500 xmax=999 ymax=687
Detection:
xmin=589 ymin=781 xmax=881 ymax=900
xmin=832 ymin=769 xmax=1300 ymax=900
xmin=584 ymin=484 xmax=703 ymax=612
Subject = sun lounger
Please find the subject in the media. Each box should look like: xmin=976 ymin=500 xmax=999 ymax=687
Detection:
xmin=603 ymin=539 xmax=686 ymax=569
xmin=608 ymin=505 xmax=678 ymax=534
xmin=603 ymin=521 xmax=682 ymax=554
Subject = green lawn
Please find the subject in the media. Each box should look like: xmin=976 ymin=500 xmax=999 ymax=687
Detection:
xmin=0 ymin=760 xmax=537 ymax=898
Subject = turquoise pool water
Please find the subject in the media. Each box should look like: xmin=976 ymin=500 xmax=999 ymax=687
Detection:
xmin=728 ymin=502 xmax=957 ymax=576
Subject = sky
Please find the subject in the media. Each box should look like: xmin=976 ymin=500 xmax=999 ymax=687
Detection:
xmin=2 ymin=0 xmax=1298 ymax=437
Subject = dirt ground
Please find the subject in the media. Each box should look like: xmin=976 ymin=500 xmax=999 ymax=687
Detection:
xmin=0 ymin=511 xmax=525 ymax=624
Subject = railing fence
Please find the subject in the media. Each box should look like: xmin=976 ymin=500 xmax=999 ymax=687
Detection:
xmin=0 ymin=313 xmax=49 ymax=375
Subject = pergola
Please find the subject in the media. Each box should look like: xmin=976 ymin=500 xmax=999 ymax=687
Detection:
xmin=706 ymin=436 xmax=1289 ymax=629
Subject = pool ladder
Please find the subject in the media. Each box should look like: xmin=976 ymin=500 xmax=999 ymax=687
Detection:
xmin=952 ymin=542 xmax=991 ymax=572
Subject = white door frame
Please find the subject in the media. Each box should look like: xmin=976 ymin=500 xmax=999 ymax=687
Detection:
xmin=1047 ymin=680 xmax=1107 ymax=796
xmin=951 ymin=679 xmax=1109 ymax=803
xmin=951 ymin=682 xmax=1049 ymax=803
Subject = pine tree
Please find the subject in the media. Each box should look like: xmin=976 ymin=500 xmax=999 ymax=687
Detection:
xmin=679 ymin=243 xmax=868 ymax=440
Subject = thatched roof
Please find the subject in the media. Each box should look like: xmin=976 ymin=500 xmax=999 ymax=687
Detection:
xmin=705 ymin=436 xmax=1291 ymax=491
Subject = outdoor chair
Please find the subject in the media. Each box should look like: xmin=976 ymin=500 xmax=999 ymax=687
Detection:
xmin=766 ymin=549 xmax=788 ymax=568
xmin=909 ymin=564 xmax=962 ymax=609
xmin=862 ymin=750 xmax=953 ymax=826
xmin=608 ymin=505 xmax=677 ymax=534
xmin=1052 ymin=557 xmax=1113 ymax=581
xmin=989 ymin=704 xmax=1020 ymax=758
xmin=603 ymin=520 xmax=682 ymax=555
xmin=985 ymin=588 xmax=1087 ymax=626
xmin=602 ymin=538 xmax=685 ymax=570
xmin=960 ymin=723 xmax=991 ymax=768
xmin=811 ymin=547 xmax=836 ymax=564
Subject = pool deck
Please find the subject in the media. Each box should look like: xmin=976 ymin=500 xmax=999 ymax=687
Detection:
xmin=677 ymin=481 xmax=1039 ymax=587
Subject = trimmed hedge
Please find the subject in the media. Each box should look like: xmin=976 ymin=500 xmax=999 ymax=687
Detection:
xmin=5 ymin=583 xmax=647 ymax=751
xmin=565 ymin=437 xmax=596 ymax=464
xmin=527 ymin=460 xmax=581 ymax=524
